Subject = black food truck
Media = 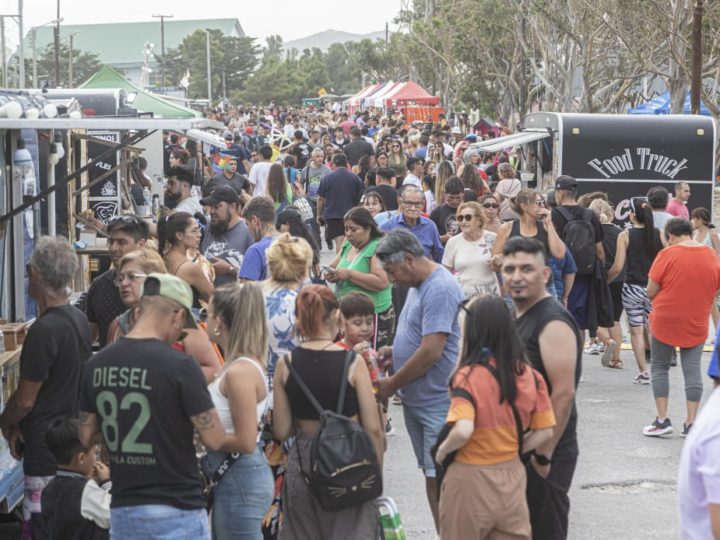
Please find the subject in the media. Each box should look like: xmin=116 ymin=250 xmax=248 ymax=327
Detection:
xmin=467 ymin=112 xmax=716 ymax=222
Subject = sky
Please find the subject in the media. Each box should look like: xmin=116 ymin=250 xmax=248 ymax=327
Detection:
xmin=1 ymin=0 xmax=403 ymax=46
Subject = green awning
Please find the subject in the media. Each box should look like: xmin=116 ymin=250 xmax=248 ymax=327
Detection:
xmin=81 ymin=65 xmax=201 ymax=119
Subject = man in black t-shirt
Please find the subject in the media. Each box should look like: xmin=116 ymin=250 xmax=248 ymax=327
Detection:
xmin=290 ymin=130 xmax=312 ymax=169
xmin=0 ymin=237 xmax=92 ymax=538
xmin=79 ymin=274 xmax=239 ymax=538
xmin=85 ymin=215 xmax=149 ymax=348
xmin=343 ymin=127 xmax=374 ymax=167
xmin=366 ymin=167 xmax=399 ymax=211
xmin=551 ymin=176 xmax=605 ymax=331
xmin=317 ymin=153 xmax=364 ymax=251
xmin=429 ymin=176 xmax=464 ymax=244
xmin=502 ymin=237 xmax=582 ymax=540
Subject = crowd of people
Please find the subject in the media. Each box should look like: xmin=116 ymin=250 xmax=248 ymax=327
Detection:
xmin=4 ymin=103 xmax=720 ymax=540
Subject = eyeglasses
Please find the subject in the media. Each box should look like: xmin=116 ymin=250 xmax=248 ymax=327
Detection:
xmin=457 ymin=214 xmax=476 ymax=222
xmin=114 ymin=271 xmax=148 ymax=286
xmin=402 ymin=200 xmax=424 ymax=208
xmin=482 ymin=203 xmax=499 ymax=209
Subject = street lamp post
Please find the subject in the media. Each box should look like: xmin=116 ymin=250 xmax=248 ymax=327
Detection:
xmin=18 ymin=0 xmax=24 ymax=87
xmin=203 ymin=29 xmax=212 ymax=104
xmin=152 ymin=14 xmax=173 ymax=87
xmin=54 ymin=0 xmax=60 ymax=85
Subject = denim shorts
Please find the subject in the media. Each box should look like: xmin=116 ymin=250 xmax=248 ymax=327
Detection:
xmin=402 ymin=400 xmax=450 ymax=478
xmin=110 ymin=504 xmax=210 ymax=540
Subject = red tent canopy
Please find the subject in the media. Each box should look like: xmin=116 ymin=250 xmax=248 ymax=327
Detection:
xmin=385 ymin=81 xmax=440 ymax=106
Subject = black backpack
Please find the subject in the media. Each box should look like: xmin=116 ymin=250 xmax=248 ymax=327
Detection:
xmin=557 ymin=206 xmax=596 ymax=275
xmin=284 ymin=352 xmax=382 ymax=511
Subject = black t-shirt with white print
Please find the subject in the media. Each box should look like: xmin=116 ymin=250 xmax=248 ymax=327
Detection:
xmin=80 ymin=337 xmax=214 ymax=509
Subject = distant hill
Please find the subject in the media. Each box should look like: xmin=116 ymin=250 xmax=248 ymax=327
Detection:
xmin=284 ymin=29 xmax=386 ymax=52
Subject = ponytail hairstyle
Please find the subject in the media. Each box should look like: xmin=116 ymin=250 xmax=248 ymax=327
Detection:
xmin=691 ymin=207 xmax=714 ymax=229
xmin=212 ymin=282 xmax=268 ymax=367
xmin=630 ymin=197 xmax=662 ymax=258
xmin=510 ymin=188 xmax=536 ymax=216
xmin=295 ymin=285 xmax=339 ymax=339
xmin=157 ymin=212 xmax=194 ymax=254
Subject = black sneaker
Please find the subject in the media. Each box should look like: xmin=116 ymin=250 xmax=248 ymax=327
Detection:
xmin=670 ymin=350 xmax=678 ymax=367
xmin=642 ymin=417 xmax=673 ymax=437
xmin=680 ymin=423 xmax=693 ymax=438
xmin=385 ymin=418 xmax=395 ymax=436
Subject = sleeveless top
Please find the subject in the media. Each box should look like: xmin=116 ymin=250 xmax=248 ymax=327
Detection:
xmin=284 ymin=348 xmax=359 ymax=420
xmin=510 ymin=219 xmax=550 ymax=257
xmin=173 ymin=260 xmax=203 ymax=309
xmin=208 ymin=356 xmax=269 ymax=435
xmin=625 ymin=227 xmax=659 ymax=286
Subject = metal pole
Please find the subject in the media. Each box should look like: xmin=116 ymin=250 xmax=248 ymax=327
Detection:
xmin=32 ymin=28 xmax=36 ymax=87
xmin=18 ymin=0 xmax=24 ymax=87
xmin=54 ymin=0 xmax=60 ymax=85
xmin=48 ymin=149 xmax=56 ymax=237
xmin=0 ymin=17 xmax=6 ymax=87
xmin=10 ymin=136 xmax=26 ymax=321
xmin=152 ymin=14 xmax=173 ymax=87
xmin=205 ymin=30 xmax=212 ymax=103
xmin=68 ymin=33 xmax=73 ymax=87
xmin=691 ymin=0 xmax=703 ymax=115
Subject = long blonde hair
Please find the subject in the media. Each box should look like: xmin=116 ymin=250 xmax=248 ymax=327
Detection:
xmin=212 ymin=282 xmax=268 ymax=367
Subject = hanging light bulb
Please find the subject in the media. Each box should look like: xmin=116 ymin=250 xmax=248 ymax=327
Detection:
xmin=53 ymin=132 xmax=65 ymax=160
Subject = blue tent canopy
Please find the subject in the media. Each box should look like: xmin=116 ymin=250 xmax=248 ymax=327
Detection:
xmin=628 ymin=91 xmax=711 ymax=116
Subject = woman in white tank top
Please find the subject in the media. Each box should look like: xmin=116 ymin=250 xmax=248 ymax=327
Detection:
xmin=202 ymin=282 xmax=273 ymax=540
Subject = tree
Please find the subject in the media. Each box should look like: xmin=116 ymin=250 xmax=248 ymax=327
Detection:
xmin=25 ymin=42 xmax=101 ymax=87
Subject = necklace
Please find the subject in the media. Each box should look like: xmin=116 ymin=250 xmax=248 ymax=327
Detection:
xmin=302 ymin=338 xmax=336 ymax=350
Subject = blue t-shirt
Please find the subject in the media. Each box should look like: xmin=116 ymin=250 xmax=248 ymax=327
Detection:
xmin=550 ymin=249 xmax=577 ymax=299
xmin=392 ymin=266 xmax=464 ymax=407
xmin=238 ymin=235 xmax=275 ymax=281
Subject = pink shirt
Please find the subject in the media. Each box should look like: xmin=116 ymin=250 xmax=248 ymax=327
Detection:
xmin=666 ymin=198 xmax=689 ymax=219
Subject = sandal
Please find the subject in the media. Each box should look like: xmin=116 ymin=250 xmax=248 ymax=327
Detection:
xmin=608 ymin=359 xmax=623 ymax=369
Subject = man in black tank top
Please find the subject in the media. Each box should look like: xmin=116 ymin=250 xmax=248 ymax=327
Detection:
xmin=501 ymin=237 xmax=582 ymax=540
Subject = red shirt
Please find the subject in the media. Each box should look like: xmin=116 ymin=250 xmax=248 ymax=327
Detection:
xmin=666 ymin=198 xmax=689 ymax=219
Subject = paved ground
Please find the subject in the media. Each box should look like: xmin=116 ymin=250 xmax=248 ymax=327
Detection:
xmin=382 ymin=344 xmax=713 ymax=539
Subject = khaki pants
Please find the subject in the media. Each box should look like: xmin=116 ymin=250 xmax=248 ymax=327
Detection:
xmin=439 ymin=459 xmax=530 ymax=540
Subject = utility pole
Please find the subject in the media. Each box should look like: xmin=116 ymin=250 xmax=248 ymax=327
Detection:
xmin=17 ymin=0 xmax=24 ymax=87
xmin=152 ymin=13 xmax=173 ymax=87
xmin=54 ymin=0 xmax=60 ymax=85
xmin=68 ymin=31 xmax=77 ymax=87
xmin=690 ymin=0 xmax=704 ymax=114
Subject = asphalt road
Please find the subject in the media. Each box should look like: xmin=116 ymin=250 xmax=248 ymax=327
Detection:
xmin=382 ymin=344 xmax=713 ymax=540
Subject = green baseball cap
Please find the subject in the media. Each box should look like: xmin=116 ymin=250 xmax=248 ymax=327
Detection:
xmin=142 ymin=273 xmax=199 ymax=329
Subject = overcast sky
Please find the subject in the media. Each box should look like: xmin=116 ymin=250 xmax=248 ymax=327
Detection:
xmin=2 ymin=0 xmax=402 ymax=45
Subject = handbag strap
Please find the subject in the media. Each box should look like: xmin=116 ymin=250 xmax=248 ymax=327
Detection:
xmin=207 ymin=452 xmax=241 ymax=490
xmin=336 ymin=351 xmax=354 ymax=414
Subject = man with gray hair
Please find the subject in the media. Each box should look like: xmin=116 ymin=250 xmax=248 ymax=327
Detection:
xmin=374 ymin=228 xmax=464 ymax=534
xmin=0 ymin=236 xmax=92 ymax=538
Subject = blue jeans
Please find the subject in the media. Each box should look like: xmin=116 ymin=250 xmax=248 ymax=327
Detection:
xmin=202 ymin=444 xmax=274 ymax=540
xmin=402 ymin=400 xmax=450 ymax=478
xmin=111 ymin=505 xmax=210 ymax=540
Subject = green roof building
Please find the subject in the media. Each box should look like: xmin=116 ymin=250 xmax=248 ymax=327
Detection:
xmin=25 ymin=18 xmax=244 ymax=87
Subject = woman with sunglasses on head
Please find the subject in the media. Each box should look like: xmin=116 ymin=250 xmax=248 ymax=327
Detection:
xmin=442 ymin=201 xmax=499 ymax=298
xmin=480 ymin=194 xmax=503 ymax=234
xmin=107 ymin=249 xmax=221 ymax=383
xmin=387 ymin=139 xmax=407 ymax=178
xmin=434 ymin=295 xmax=555 ymax=540
xmin=492 ymin=189 xmax=565 ymax=273
xmin=158 ymin=212 xmax=214 ymax=309
xmin=608 ymin=198 xmax=663 ymax=385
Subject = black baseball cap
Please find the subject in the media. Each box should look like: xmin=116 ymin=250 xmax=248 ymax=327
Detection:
xmin=554 ymin=175 xmax=578 ymax=190
xmin=200 ymin=186 xmax=240 ymax=206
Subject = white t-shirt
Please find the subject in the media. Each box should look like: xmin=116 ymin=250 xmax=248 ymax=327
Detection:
xmin=678 ymin=386 xmax=720 ymax=539
xmin=174 ymin=196 xmax=203 ymax=216
xmin=442 ymin=230 xmax=498 ymax=298
xmin=424 ymin=190 xmax=436 ymax=213
xmin=249 ymin=162 xmax=273 ymax=198
xmin=403 ymin=173 xmax=422 ymax=188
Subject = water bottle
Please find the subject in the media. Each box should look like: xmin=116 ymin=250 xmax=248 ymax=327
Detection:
xmin=142 ymin=187 xmax=152 ymax=216
xmin=151 ymin=194 xmax=160 ymax=223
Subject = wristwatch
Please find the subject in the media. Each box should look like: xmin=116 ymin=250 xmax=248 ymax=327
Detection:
xmin=533 ymin=451 xmax=552 ymax=466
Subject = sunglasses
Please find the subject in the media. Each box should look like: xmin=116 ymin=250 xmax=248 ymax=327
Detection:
xmin=457 ymin=214 xmax=476 ymax=222
xmin=114 ymin=271 xmax=148 ymax=286
xmin=402 ymin=200 xmax=424 ymax=208
xmin=482 ymin=203 xmax=499 ymax=209
xmin=535 ymin=200 xmax=546 ymax=207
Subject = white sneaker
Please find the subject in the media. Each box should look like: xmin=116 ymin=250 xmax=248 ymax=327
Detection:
xmin=583 ymin=342 xmax=601 ymax=355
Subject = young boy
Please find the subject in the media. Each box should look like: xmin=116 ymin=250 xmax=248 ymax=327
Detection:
xmin=338 ymin=292 xmax=391 ymax=436
xmin=41 ymin=418 xmax=112 ymax=540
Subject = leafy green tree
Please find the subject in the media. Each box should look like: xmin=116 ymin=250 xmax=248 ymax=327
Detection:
xmin=25 ymin=43 xmax=101 ymax=87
